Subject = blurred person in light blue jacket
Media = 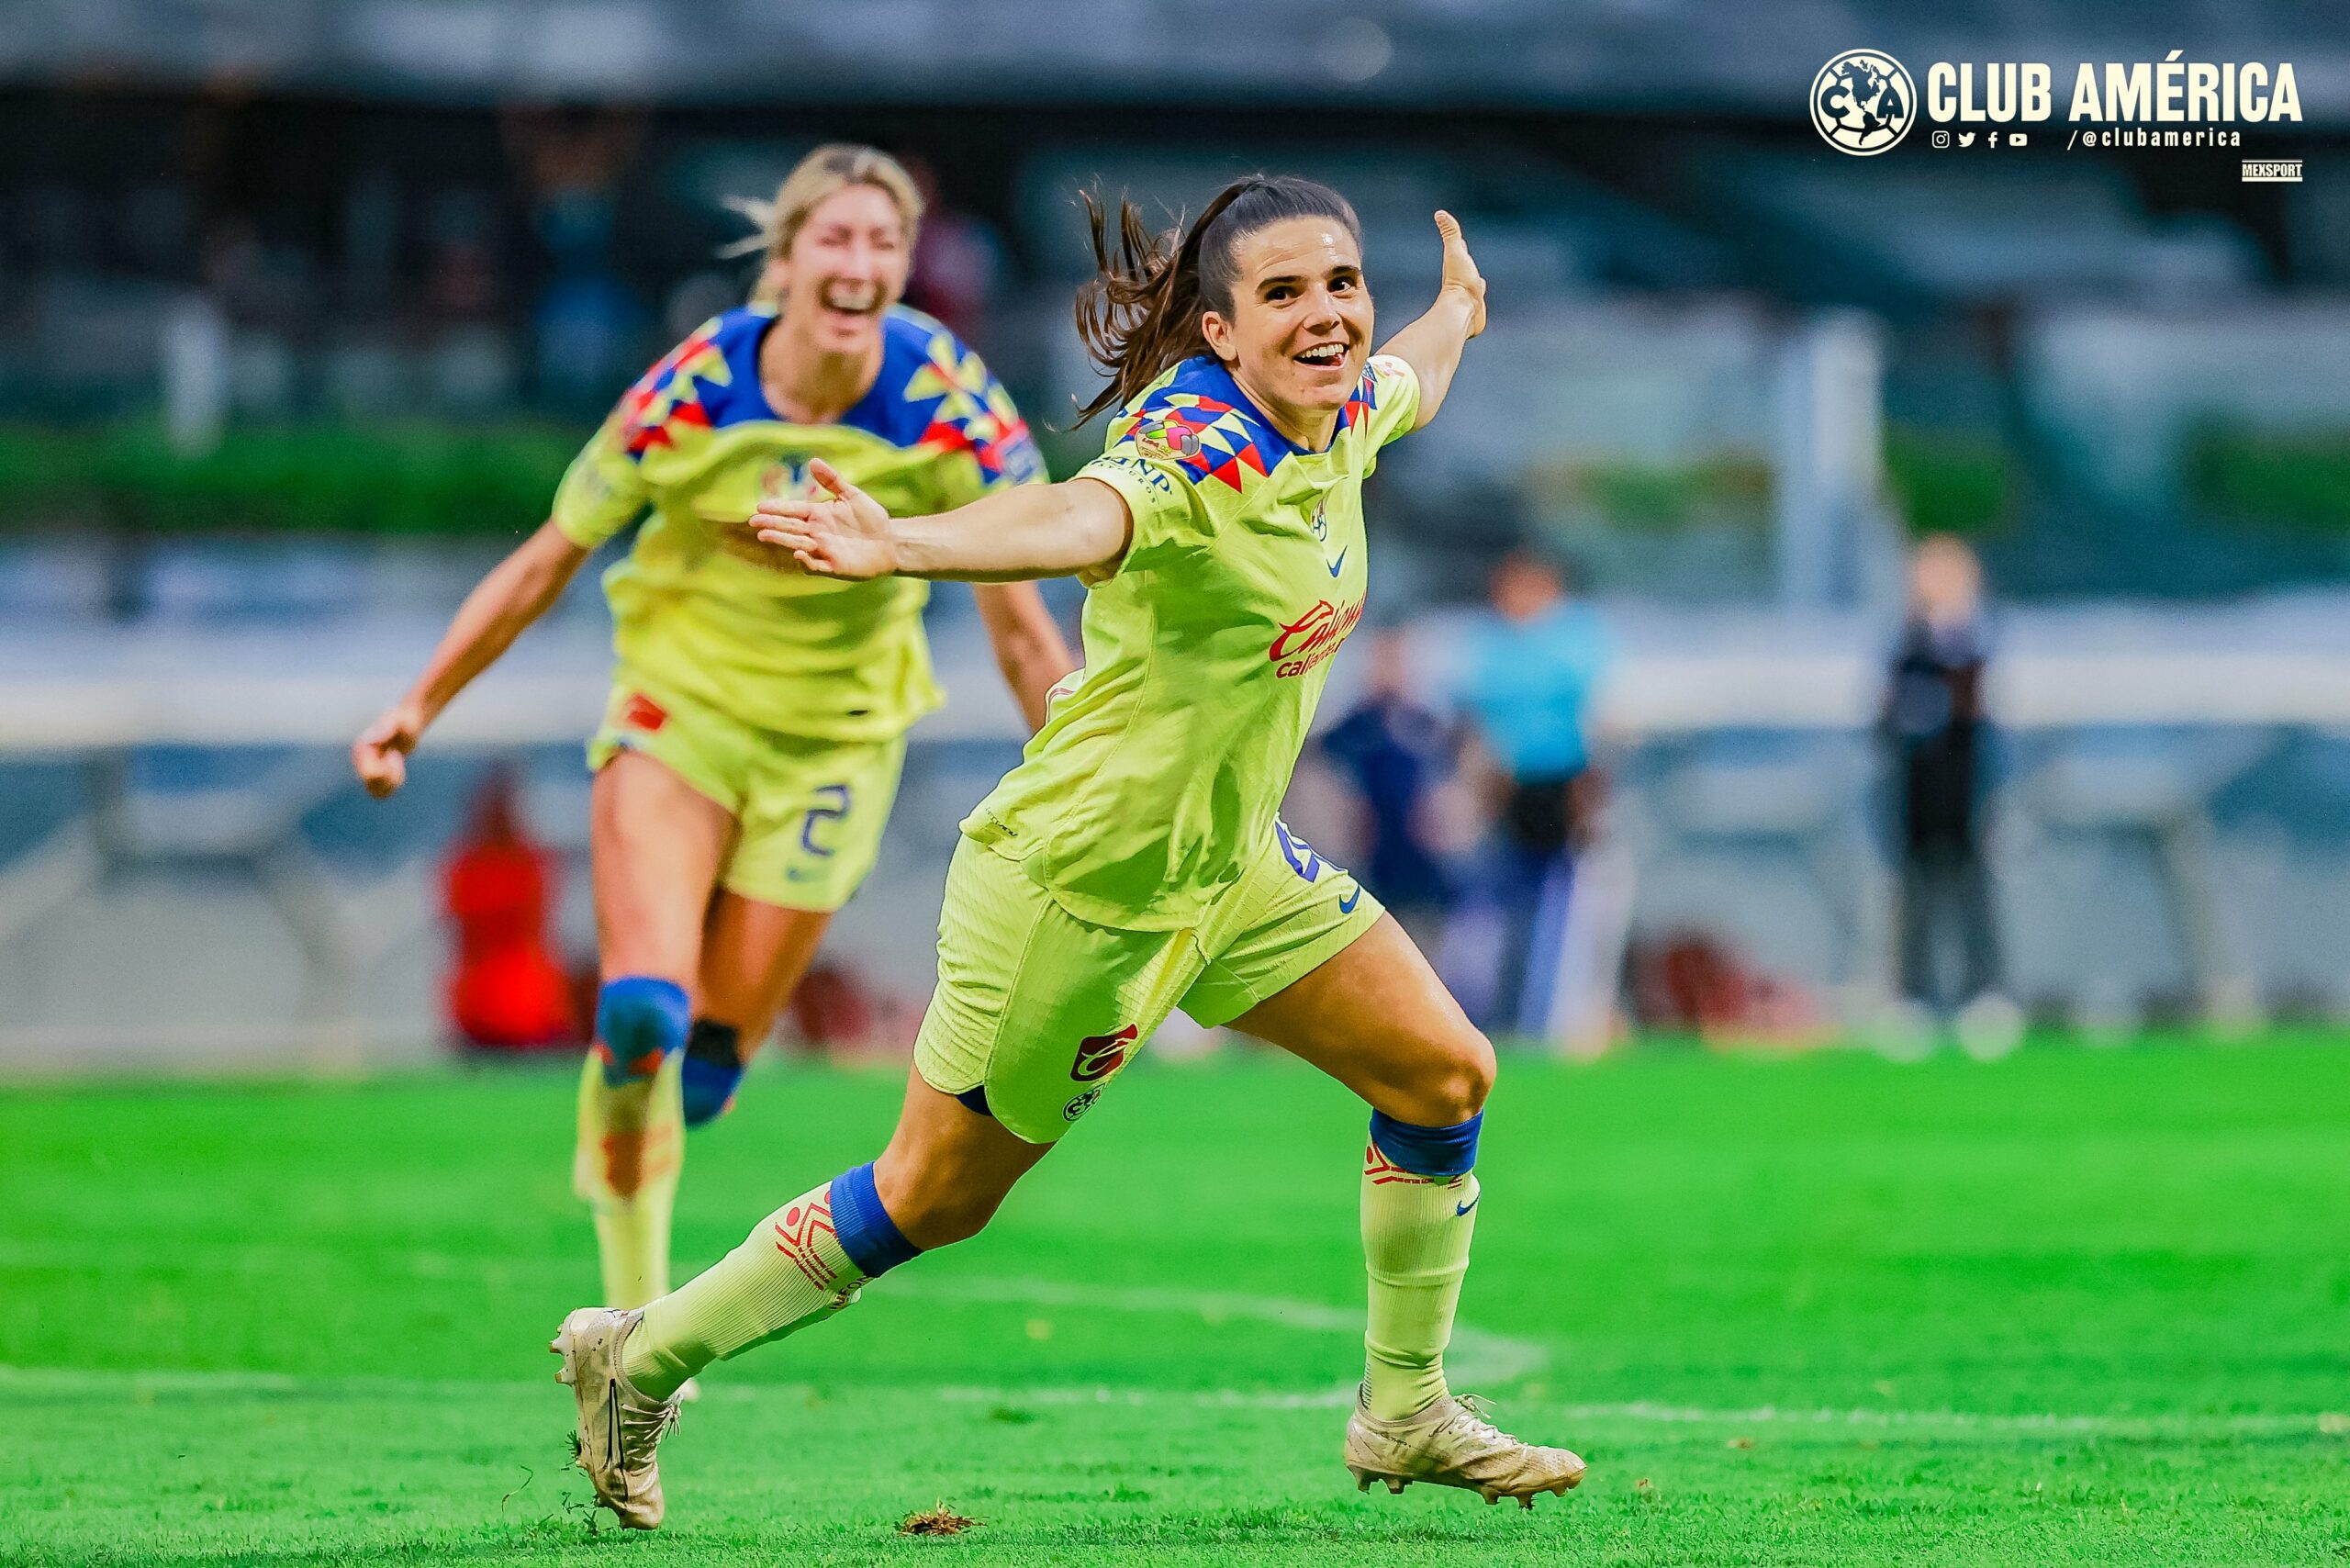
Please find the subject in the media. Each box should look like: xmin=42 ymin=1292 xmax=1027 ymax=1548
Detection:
xmin=1450 ymin=548 xmax=1613 ymax=1038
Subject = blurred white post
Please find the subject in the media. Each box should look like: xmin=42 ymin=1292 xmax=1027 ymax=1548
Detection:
xmin=1539 ymin=838 xmax=1638 ymax=1058
xmin=162 ymin=293 xmax=229 ymax=456
xmin=1774 ymin=311 xmax=1886 ymax=609
xmin=1774 ymin=310 xmax=1903 ymax=1014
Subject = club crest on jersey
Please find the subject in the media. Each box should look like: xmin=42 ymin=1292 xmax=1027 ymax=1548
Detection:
xmin=1269 ymin=597 xmax=1365 ymax=679
xmin=1310 ymin=499 xmax=1329 ymax=542
xmin=1071 ymin=1024 xmax=1137 ymax=1083
xmin=1134 ymin=420 xmax=1203 ymax=463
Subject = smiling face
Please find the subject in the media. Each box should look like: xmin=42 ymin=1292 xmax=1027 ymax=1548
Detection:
xmin=770 ymin=182 xmax=912 ymax=355
xmin=1200 ymin=217 xmax=1372 ymax=442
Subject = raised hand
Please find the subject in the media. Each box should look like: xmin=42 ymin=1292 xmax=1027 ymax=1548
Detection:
xmin=352 ymin=700 xmax=424 ymax=798
xmin=751 ymin=457 xmax=901 ymax=580
xmin=1432 ymin=209 xmax=1486 ymax=339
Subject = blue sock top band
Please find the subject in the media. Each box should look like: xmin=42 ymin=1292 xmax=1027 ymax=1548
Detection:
xmin=829 ymin=1160 xmax=920 ymax=1279
xmin=594 ymin=976 xmax=691 ymax=1087
xmin=680 ymin=1019 xmax=744 ymax=1128
xmin=679 ymin=1054 xmax=745 ymax=1128
xmin=1368 ymin=1109 xmax=1483 ymax=1179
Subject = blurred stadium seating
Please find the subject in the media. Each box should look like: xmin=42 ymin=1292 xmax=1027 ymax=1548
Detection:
xmin=0 ymin=3 xmax=2344 ymax=1061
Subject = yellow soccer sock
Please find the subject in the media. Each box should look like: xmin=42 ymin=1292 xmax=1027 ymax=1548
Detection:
xmin=1360 ymin=1136 xmax=1480 ymax=1421
xmin=592 ymin=1197 xmax=672 ymax=1310
xmin=573 ymin=1050 xmax=684 ymax=1310
xmin=623 ymin=1178 xmax=867 ymax=1400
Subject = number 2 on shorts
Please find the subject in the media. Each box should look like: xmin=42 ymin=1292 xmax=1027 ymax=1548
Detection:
xmin=800 ymin=784 xmax=852 ymax=857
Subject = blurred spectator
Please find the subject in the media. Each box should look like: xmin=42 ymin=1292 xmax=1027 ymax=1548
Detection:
xmin=1320 ymin=628 xmax=1455 ymax=936
xmin=900 ymin=156 xmax=1002 ymax=341
xmin=441 ymin=769 xmax=580 ymax=1051
xmin=201 ymin=218 xmax=315 ymax=332
xmin=421 ymin=186 xmax=503 ymax=325
xmin=1882 ymin=534 xmax=2009 ymax=1032
xmin=1450 ymin=549 xmax=1613 ymax=1038
xmin=505 ymin=106 xmax=645 ymax=410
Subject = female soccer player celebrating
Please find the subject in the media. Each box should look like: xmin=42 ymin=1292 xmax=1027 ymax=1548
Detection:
xmin=353 ymin=146 xmax=1072 ymax=1328
xmin=551 ymin=174 xmax=1585 ymax=1524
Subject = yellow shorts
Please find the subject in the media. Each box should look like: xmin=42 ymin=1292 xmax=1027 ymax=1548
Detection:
xmin=913 ymin=821 xmax=1385 ymax=1144
xmin=587 ymin=673 xmax=906 ymax=913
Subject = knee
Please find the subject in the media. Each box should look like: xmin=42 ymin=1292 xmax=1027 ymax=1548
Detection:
xmin=594 ymin=976 xmax=690 ymax=1085
xmin=1415 ymin=1030 xmax=1496 ymax=1126
xmin=1458 ymin=1033 xmax=1499 ymax=1114
xmin=872 ymin=1158 xmax=1007 ymax=1250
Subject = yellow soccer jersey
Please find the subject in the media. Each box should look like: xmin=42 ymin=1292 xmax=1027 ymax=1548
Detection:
xmin=551 ymin=304 xmax=1045 ymax=741
xmin=963 ymin=353 xmax=1422 ymax=930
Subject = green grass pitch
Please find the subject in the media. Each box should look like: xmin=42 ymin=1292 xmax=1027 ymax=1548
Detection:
xmin=6 ymin=1038 xmax=2349 ymax=1564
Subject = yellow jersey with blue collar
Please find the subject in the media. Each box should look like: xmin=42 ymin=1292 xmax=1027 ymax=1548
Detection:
xmin=964 ymin=352 xmax=1421 ymax=931
xmin=551 ymin=304 xmax=1045 ymax=741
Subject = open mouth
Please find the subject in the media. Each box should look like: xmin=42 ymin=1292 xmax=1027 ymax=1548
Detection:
xmin=817 ymin=284 xmax=882 ymax=320
xmin=1292 ymin=342 xmax=1351 ymax=369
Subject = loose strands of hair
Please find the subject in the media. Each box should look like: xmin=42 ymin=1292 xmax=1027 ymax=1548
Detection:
xmin=1069 ymin=185 xmax=1231 ymax=426
xmin=1070 ymin=175 xmax=1360 ymax=426
xmin=717 ymin=144 xmax=924 ymax=263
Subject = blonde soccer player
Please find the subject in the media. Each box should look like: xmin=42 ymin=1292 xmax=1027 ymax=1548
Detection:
xmin=549 ymin=174 xmax=1585 ymax=1526
xmin=352 ymin=145 xmax=1073 ymax=1330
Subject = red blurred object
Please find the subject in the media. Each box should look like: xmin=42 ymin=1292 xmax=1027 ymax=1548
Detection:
xmin=442 ymin=769 xmax=581 ymax=1050
xmin=786 ymin=959 xmax=923 ymax=1059
xmin=1628 ymin=930 xmax=1830 ymax=1047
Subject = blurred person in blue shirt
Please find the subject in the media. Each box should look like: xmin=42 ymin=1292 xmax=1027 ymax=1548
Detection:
xmin=1319 ymin=628 xmax=1455 ymax=935
xmin=1453 ymin=548 xmax=1613 ymax=1037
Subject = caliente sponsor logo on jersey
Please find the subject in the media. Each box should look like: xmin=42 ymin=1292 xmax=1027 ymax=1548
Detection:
xmin=1270 ymin=597 xmax=1366 ymax=678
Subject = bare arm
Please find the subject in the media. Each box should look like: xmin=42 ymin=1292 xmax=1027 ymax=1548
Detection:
xmin=1376 ymin=210 xmax=1487 ymax=431
xmin=752 ymin=461 xmax=1133 ymax=586
xmin=352 ymin=520 xmax=591 ymax=797
xmin=972 ymin=581 xmax=1079 ymax=731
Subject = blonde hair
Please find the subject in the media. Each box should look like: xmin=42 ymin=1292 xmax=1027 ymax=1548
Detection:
xmin=723 ymin=143 xmax=924 ymax=305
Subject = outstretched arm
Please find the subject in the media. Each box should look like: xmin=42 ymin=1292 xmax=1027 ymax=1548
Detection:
xmin=352 ymin=520 xmax=591 ymax=797
xmin=1377 ymin=210 xmax=1487 ymax=431
xmin=752 ymin=460 xmax=1132 ymax=585
xmin=973 ymin=581 xmax=1078 ymax=730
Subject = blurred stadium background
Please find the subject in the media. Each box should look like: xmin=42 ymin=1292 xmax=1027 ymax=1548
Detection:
xmin=2 ymin=1 xmax=2345 ymax=1070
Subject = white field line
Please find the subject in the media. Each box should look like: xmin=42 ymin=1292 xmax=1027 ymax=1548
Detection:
xmin=6 ymin=1243 xmax=2341 ymax=1437
xmin=5 ymin=1363 xmax=2339 ymax=1439
xmin=0 ymin=1239 xmax=1539 ymax=1395
xmin=0 ymin=1238 xmax=1545 ymax=1392
xmin=888 ymin=1274 xmax=1548 ymax=1392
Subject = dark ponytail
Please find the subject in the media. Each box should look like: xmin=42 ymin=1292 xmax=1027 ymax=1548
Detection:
xmin=1072 ymin=174 xmax=1360 ymax=425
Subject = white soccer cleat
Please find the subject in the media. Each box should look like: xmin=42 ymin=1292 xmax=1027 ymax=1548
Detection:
xmin=549 ymin=1306 xmax=681 ymax=1529
xmin=1345 ymin=1391 xmax=1585 ymax=1508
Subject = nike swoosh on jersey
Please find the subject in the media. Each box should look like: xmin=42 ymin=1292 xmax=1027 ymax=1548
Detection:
xmin=1326 ymin=548 xmax=1348 ymax=577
